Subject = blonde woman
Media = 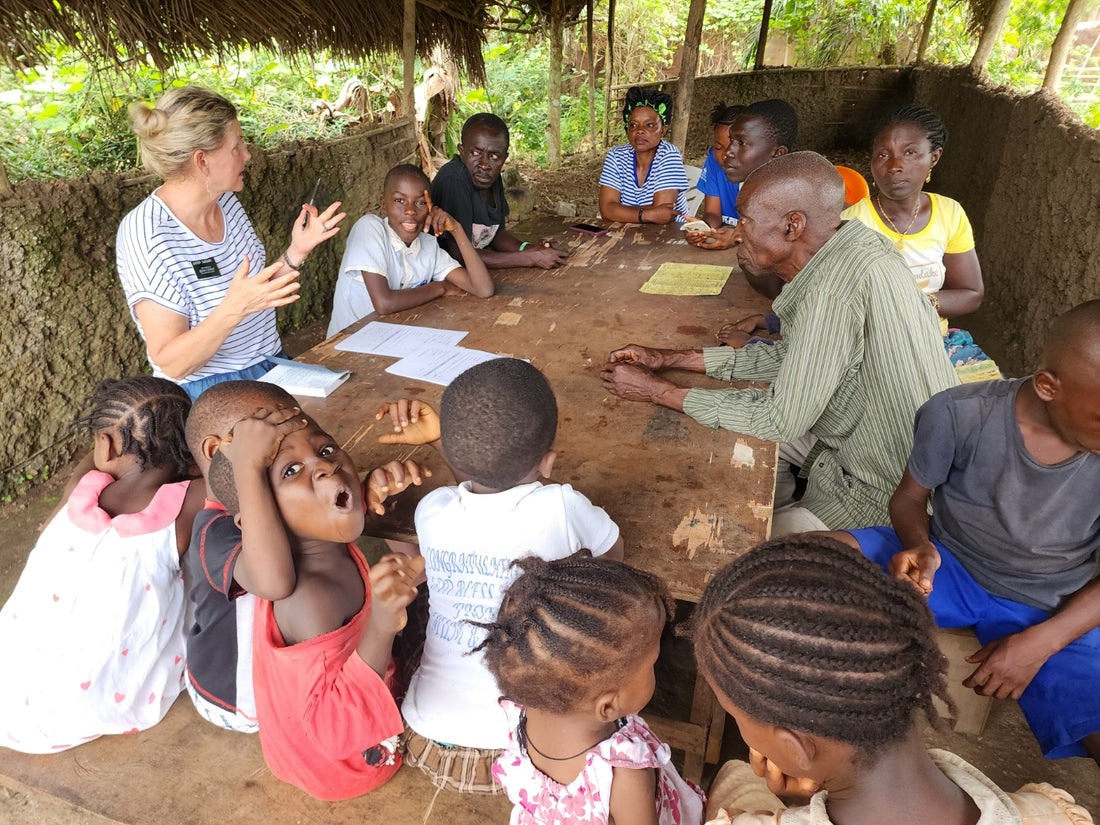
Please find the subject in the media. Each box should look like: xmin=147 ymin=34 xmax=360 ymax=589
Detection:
xmin=117 ymin=86 xmax=345 ymax=399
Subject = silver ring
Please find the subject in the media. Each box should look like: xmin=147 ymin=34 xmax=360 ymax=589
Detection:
xmin=322 ymin=221 xmax=329 ymax=232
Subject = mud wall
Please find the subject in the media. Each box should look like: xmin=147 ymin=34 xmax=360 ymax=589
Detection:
xmin=629 ymin=67 xmax=913 ymax=163
xmin=913 ymin=67 xmax=1100 ymax=375
xmin=642 ymin=66 xmax=1099 ymax=376
xmin=0 ymin=118 xmax=416 ymax=500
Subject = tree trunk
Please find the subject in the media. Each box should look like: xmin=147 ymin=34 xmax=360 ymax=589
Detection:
xmin=603 ymin=0 xmax=616 ymax=147
xmin=587 ymin=0 xmax=596 ymax=147
xmin=916 ymin=0 xmax=937 ymax=63
xmin=969 ymin=0 xmax=1012 ymax=77
xmin=403 ymin=0 xmax=416 ymax=118
xmin=548 ymin=0 xmax=564 ymax=170
xmin=0 ymin=157 xmax=12 ymax=200
xmin=672 ymin=0 xmax=707 ymax=153
xmin=754 ymin=0 xmax=774 ymax=70
xmin=1044 ymin=0 xmax=1089 ymax=92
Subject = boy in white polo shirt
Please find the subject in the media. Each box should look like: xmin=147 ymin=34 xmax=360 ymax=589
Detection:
xmin=326 ymin=164 xmax=494 ymax=337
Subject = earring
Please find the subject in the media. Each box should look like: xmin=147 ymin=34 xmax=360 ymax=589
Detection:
xmin=926 ymin=171 xmax=932 ymax=183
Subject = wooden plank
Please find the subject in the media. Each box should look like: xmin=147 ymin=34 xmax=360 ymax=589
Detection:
xmin=298 ymin=217 xmax=778 ymax=602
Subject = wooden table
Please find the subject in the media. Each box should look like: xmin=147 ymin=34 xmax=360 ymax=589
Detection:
xmin=298 ymin=216 xmax=779 ymax=779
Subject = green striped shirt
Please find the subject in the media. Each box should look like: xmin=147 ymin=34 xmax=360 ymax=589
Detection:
xmin=682 ymin=220 xmax=958 ymax=528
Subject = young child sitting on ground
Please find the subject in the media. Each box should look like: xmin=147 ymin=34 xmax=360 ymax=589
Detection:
xmin=693 ymin=534 xmax=1093 ymax=825
xmin=833 ymin=299 xmax=1100 ymax=765
xmin=209 ymin=398 xmax=426 ymax=799
xmin=326 ymin=163 xmax=495 ymax=337
xmin=476 ymin=551 xmax=706 ymax=825
xmin=377 ymin=358 xmax=624 ymax=793
xmin=1 ymin=377 xmax=203 ymax=752
xmin=183 ymin=380 xmax=427 ymax=734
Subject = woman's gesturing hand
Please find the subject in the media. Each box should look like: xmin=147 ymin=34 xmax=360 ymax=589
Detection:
xmin=223 ymin=254 xmax=301 ymax=320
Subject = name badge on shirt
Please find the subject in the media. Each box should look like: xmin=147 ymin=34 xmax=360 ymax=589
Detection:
xmin=192 ymin=258 xmax=221 ymax=280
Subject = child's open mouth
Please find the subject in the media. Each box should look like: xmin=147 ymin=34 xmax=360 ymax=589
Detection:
xmin=334 ymin=489 xmax=351 ymax=510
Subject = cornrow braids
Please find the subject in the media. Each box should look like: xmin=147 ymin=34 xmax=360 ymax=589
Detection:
xmin=693 ymin=534 xmax=952 ymax=759
xmin=73 ymin=376 xmax=193 ymax=478
xmin=473 ymin=551 xmax=675 ymax=715
xmin=873 ymin=104 xmax=948 ymax=152
xmin=710 ymin=102 xmax=744 ymax=127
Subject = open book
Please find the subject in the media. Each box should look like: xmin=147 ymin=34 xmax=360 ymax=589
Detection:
xmin=259 ymin=357 xmax=351 ymax=398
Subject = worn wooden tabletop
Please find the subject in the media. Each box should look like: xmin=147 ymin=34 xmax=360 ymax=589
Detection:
xmin=298 ymin=217 xmax=778 ymax=601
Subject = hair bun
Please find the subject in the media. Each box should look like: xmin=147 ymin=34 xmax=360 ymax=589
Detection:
xmin=128 ymin=102 xmax=168 ymax=139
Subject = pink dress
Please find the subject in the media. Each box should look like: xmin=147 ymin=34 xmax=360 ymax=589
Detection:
xmin=0 ymin=471 xmax=189 ymax=753
xmin=493 ymin=701 xmax=706 ymax=825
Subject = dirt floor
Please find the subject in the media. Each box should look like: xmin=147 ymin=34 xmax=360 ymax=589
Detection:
xmin=2 ymin=154 xmax=1097 ymax=822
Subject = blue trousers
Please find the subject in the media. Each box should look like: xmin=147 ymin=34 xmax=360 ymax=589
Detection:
xmin=849 ymin=526 xmax=1100 ymax=759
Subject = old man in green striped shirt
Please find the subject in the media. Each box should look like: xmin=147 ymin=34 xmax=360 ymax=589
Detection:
xmin=601 ymin=151 xmax=957 ymax=535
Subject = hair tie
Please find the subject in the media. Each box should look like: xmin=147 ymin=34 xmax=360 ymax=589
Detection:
xmin=624 ymin=98 xmax=670 ymax=125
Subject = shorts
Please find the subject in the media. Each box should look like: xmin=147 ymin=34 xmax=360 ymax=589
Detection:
xmin=400 ymin=724 xmax=505 ymax=794
xmin=848 ymin=526 xmax=1100 ymax=759
xmin=185 ymin=676 xmax=259 ymax=734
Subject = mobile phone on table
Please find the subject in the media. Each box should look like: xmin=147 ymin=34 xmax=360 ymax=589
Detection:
xmin=570 ymin=223 xmax=608 ymax=236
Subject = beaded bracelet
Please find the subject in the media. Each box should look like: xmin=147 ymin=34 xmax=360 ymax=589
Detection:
xmin=283 ymin=251 xmax=303 ymax=270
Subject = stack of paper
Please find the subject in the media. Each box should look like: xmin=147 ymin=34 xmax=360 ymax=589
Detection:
xmin=336 ymin=321 xmax=507 ymax=386
xmin=259 ymin=358 xmax=351 ymax=398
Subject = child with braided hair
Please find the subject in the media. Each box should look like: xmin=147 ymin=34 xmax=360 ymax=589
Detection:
xmin=475 ymin=551 xmax=706 ymax=825
xmin=0 ymin=376 xmax=204 ymax=753
xmin=693 ymin=534 xmax=1092 ymax=825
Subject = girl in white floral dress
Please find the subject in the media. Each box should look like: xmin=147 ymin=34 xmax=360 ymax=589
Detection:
xmin=0 ymin=377 xmax=203 ymax=753
xmin=475 ymin=551 xmax=705 ymax=825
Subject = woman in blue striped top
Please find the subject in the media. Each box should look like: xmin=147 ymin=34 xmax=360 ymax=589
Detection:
xmin=598 ymin=87 xmax=689 ymax=225
xmin=117 ymin=87 xmax=346 ymax=399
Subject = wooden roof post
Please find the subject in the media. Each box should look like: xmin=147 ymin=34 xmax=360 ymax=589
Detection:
xmin=969 ymin=0 xmax=1012 ymax=77
xmin=604 ymin=0 xmax=616 ymax=148
xmin=403 ymin=0 xmax=416 ymax=118
xmin=587 ymin=0 xmax=596 ymax=147
xmin=548 ymin=0 xmax=564 ymax=170
xmin=1044 ymin=0 xmax=1088 ymax=92
xmin=754 ymin=0 xmax=774 ymax=70
xmin=672 ymin=0 xmax=707 ymax=153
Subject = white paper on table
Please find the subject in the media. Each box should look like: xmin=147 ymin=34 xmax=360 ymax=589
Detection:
xmin=335 ymin=321 xmax=468 ymax=358
xmin=384 ymin=345 xmax=506 ymax=386
xmin=259 ymin=358 xmax=351 ymax=398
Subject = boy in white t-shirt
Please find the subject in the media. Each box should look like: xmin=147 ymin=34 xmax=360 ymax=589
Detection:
xmin=376 ymin=359 xmax=625 ymax=793
xmin=326 ymin=164 xmax=494 ymax=337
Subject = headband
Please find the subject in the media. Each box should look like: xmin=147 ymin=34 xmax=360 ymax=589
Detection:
xmin=624 ymin=98 xmax=670 ymax=126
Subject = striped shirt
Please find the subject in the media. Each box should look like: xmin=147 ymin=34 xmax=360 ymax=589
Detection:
xmin=599 ymin=140 xmax=690 ymax=217
xmin=682 ymin=220 xmax=959 ymax=529
xmin=116 ymin=191 xmax=280 ymax=383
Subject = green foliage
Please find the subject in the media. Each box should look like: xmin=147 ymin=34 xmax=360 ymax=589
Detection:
xmin=0 ymin=45 xmax=393 ymax=180
xmin=0 ymin=0 xmax=1095 ymax=181
xmin=455 ymin=32 xmax=606 ymax=163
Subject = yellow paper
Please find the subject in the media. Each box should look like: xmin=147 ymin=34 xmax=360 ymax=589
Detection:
xmin=639 ymin=262 xmax=732 ymax=296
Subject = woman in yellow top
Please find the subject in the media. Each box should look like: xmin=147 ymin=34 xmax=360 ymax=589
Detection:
xmin=843 ymin=104 xmax=984 ymax=321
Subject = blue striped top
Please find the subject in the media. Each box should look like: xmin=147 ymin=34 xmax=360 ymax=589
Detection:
xmin=599 ymin=140 xmax=689 ymax=218
xmin=116 ymin=191 xmax=280 ymax=383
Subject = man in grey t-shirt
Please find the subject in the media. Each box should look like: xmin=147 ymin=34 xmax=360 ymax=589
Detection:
xmin=838 ymin=300 xmax=1100 ymax=765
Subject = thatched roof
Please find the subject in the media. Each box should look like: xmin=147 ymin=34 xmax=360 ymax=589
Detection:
xmin=1 ymin=0 xmax=490 ymax=81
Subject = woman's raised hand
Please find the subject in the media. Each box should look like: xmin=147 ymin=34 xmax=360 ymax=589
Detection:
xmin=291 ymin=200 xmax=346 ymax=259
xmin=223 ymin=254 xmax=301 ymax=319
